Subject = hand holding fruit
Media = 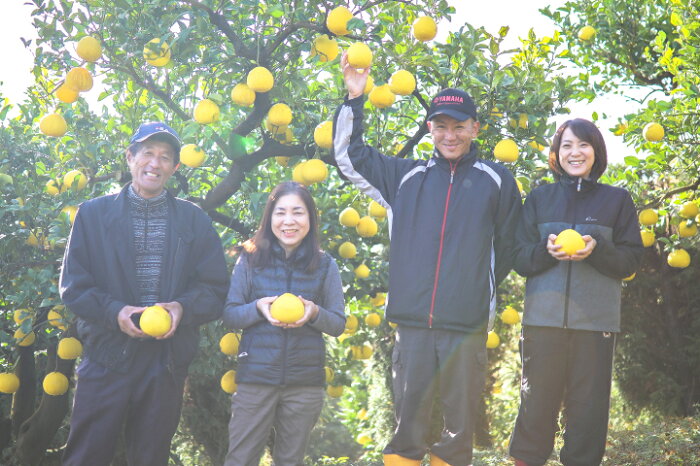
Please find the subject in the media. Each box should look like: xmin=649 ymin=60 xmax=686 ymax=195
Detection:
xmin=118 ymin=305 xmax=147 ymax=338
xmin=284 ymin=296 xmax=319 ymax=328
xmin=256 ymin=296 xmax=280 ymax=325
xmin=155 ymin=301 xmax=183 ymax=339
xmin=341 ymin=51 xmax=370 ymax=100
xmin=547 ymin=233 xmax=596 ymax=261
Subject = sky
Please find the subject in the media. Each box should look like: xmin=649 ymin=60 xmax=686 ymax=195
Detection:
xmin=0 ymin=1 xmax=645 ymax=163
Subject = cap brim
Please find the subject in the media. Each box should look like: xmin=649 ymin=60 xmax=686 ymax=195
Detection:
xmin=427 ymin=109 xmax=473 ymax=122
xmin=133 ymin=130 xmax=182 ymax=149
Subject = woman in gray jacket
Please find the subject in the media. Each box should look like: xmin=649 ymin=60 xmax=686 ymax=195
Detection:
xmin=223 ymin=181 xmax=346 ymax=466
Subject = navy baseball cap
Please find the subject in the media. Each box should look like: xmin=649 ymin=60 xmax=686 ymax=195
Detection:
xmin=427 ymin=88 xmax=478 ymax=122
xmin=130 ymin=121 xmax=182 ymax=151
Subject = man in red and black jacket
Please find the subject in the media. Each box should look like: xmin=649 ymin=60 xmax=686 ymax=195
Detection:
xmin=333 ymin=54 xmax=522 ymax=466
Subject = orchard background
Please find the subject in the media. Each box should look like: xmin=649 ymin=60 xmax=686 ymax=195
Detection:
xmin=1 ymin=0 xmax=699 ymax=464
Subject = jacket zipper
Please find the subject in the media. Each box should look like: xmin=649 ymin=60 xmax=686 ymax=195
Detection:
xmin=563 ymin=178 xmax=582 ymax=328
xmin=428 ymin=161 xmax=456 ymax=327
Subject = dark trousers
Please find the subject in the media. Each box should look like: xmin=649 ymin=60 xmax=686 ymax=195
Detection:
xmin=384 ymin=325 xmax=487 ymax=465
xmin=509 ymin=326 xmax=616 ymax=466
xmin=62 ymin=346 xmax=187 ymax=466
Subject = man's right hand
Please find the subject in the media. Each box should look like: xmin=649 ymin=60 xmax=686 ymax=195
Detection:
xmin=117 ymin=305 xmax=147 ymax=338
xmin=341 ymin=51 xmax=370 ymax=100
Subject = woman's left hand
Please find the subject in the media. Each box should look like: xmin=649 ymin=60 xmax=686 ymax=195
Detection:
xmin=569 ymin=235 xmax=597 ymax=261
xmin=281 ymin=296 xmax=319 ymax=328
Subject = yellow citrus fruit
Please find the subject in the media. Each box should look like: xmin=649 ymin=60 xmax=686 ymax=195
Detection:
xmin=389 ymin=70 xmax=416 ymax=96
xmin=338 ymin=241 xmax=357 ymax=259
xmin=339 ymin=207 xmax=361 ymax=227
xmin=139 ymin=305 xmax=172 ymax=337
xmin=325 ymin=366 xmax=334 ymax=383
xmin=365 ymin=312 xmax=381 ymax=327
xmin=412 ymin=16 xmax=437 ymax=42
xmin=494 ymin=139 xmax=519 ymax=163
xmin=270 ymin=293 xmax=305 ymax=323
xmin=45 ymin=179 xmax=61 ymax=195
xmin=354 ymin=264 xmax=370 ymax=279
xmin=275 ymin=156 xmax=290 ymax=167
xmin=638 ymin=209 xmax=658 ymax=226
xmin=326 ymin=385 xmax=344 ymax=398
xmin=143 ymin=38 xmax=171 ymax=66
xmin=76 ymin=36 xmax=102 ymax=62
xmin=555 ymin=229 xmax=586 ymax=256
xmin=61 ymin=205 xmax=78 ymax=224
xmin=345 ymin=314 xmax=359 ymax=333
xmin=326 ymin=6 xmax=353 ymax=36
xmin=370 ymin=292 xmax=386 ymax=307
xmin=63 ymin=169 xmax=88 ymax=191
xmin=311 ymin=34 xmax=339 ymax=62
xmin=360 ymin=343 xmax=373 ymax=359
xmin=13 ymin=309 xmax=31 ymax=325
xmin=369 ymin=84 xmax=396 ymax=109
xmin=528 ymin=141 xmax=546 ymax=151
xmin=65 ymin=67 xmax=93 ymax=92
xmin=679 ymin=201 xmax=698 ymax=219
xmin=356 ymin=216 xmax=378 ymax=237
xmin=57 ymin=337 xmax=83 ymax=360
xmin=15 ymin=329 xmax=36 ymax=347
xmin=40 ymin=113 xmax=67 ymax=137
xmin=516 ymin=179 xmax=524 ymax=193
xmin=613 ymin=122 xmax=629 ymax=136
xmin=643 ymin=122 xmax=664 ymax=142
xmin=193 ymin=99 xmax=220 ymax=124
xmin=357 ymin=408 xmax=369 ymax=420
xmin=265 ymin=118 xmax=287 ymax=138
xmin=26 ymin=232 xmax=43 ymax=248
xmin=667 ymin=248 xmax=690 ymax=268
xmin=180 ymin=144 xmax=206 ymax=168
xmin=0 ymin=373 xmax=20 ymax=394
xmin=47 ymin=308 xmax=64 ymax=327
xmin=314 ymin=121 xmax=334 ymax=149
xmin=268 ymin=103 xmax=293 ymax=126
xmin=247 ymin=66 xmax=274 ymax=93
xmin=231 ymin=83 xmax=256 ymax=106
xmin=640 ymin=229 xmax=655 ymax=247
xmin=301 ymin=159 xmax=328 ymax=184
xmin=486 ymin=331 xmax=500 ymax=348
xmin=678 ymin=222 xmax=697 ymax=238
xmin=500 ymin=306 xmax=521 ymax=325
xmin=357 ymin=433 xmax=372 ymax=446
xmin=347 ymin=42 xmax=372 ymax=69
xmin=221 ymin=370 xmax=237 ymax=394
xmin=364 ymin=75 xmax=375 ymax=94
xmin=43 ymin=372 xmax=69 ymax=396
xmin=292 ymin=162 xmax=308 ymax=185
xmin=56 ymin=84 xmax=79 ymax=103
xmin=578 ymin=25 xmax=596 ymax=41
xmin=368 ymin=200 xmax=387 ymax=218
xmin=219 ymin=332 xmax=240 ymax=356
xmin=623 ymin=272 xmax=636 ymax=282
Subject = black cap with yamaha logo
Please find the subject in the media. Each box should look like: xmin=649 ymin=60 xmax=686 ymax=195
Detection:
xmin=426 ymin=88 xmax=478 ymax=122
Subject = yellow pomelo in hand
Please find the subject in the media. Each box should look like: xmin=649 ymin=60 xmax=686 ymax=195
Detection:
xmin=555 ymin=229 xmax=586 ymax=256
xmin=65 ymin=67 xmax=93 ymax=92
xmin=326 ymin=385 xmax=344 ymax=398
xmin=643 ymin=122 xmax=664 ymax=142
xmin=412 ymin=16 xmax=437 ymax=42
xmin=247 ymin=66 xmax=274 ymax=93
xmin=638 ymin=209 xmax=658 ymax=226
xmin=347 ymin=42 xmax=372 ymax=69
xmin=143 ymin=38 xmax=171 ymax=67
xmin=194 ymin=99 xmax=220 ymax=124
xmin=231 ymin=83 xmax=256 ymax=106
xmin=345 ymin=314 xmax=359 ymax=333
xmin=678 ymin=222 xmax=697 ymax=238
xmin=302 ymin=159 xmax=328 ymax=184
xmin=180 ymin=144 xmax=206 ymax=168
xmin=270 ymin=293 xmax=305 ymax=323
xmin=667 ymin=248 xmax=690 ymax=268
xmin=76 ymin=36 xmax=102 ymax=62
xmin=57 ymin=337 xmax=83 ymax=360
xmin=369 ymin=84 xmax=396 ymax=109
xmin=15 ymin=329 xmax=36 ymax=347
xmin=56 ymin=84 xmax=79 ymax=103
xmin=326 ymin=6 xmax=353 ymax=36
xmin=268 ymin=103 xmax=293 ymax=126
xmin=43 ymin=372 xmax=69 ymax=396
xmin=311 ymin=34 xmax=339 ymax=62
xmin=339 ymin=207 xmax=360 ymax=227
xmin=486 ymin=331 xmax=500 ymax=348
xmin=500 ymin=306 xmax=521 ymax=325
xmin=314 ymin=121 xmax=333 ymax=149
xmin=364 ymin=75 xmax=374 ymax=94
xmin=389 ymin=70 xmax=416 ymax=96
xmin=365 ymin=312 xmax=381 ymax=328
xmin=338 ymin=241 xmax=357 ymax=259
xmin=221 ymin=370 xmax=237 ymax=394
xmin=679 ymin=201 xmax=698 ymax=219
xmin=354 ymin=264 xmax=370 ymax=279
xmin=578 ymin=25 xmax=596 ymax=41
xmin=494 ymin=139 xmax=519 ymax=163
xmin=356 ymin=216 xmax=378 ymax=237
xmin=40 ymin=113 xmax=67 ymax=137
xmin=0 ymin=373 xmax=20 ymax=394
xmin=368 ymin=200 xmax=387 ymax=218
xmin=63 ymin=169 xmax=88 ymax=191
xmin=46 ymin=179 xmax=61 ymax=195
xmin=640 ymin=230 xmax=655 ymax=247
xmin=219 ymin=332 xmax=240 ymax=356
xmin=139 ymin=305 xmax=172 ymax=337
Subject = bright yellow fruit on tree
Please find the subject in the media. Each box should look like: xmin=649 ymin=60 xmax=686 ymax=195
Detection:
xmin=63 ymin=169 xmax=88 ymax=191
xmin=302 ymin=159 xmax=328 ymax=184
xmin=369 ymin=84 xmax=396 ymax=109
xmin=314 ymin=121 xmax=333 ymax=149
xmin=61 ymin=205 xmax=78 ymax=224
xmin=345 ymin=314 xmax=359 ymax=333
xmin=219 ymin=332 xmax=240 ymax=356
xmin=578 ymin=25 xmax=596 ymax=41
xmin=326 ymin=385 xmax=344 ymax=398
xmin=140 ymin=305 xmax=172 ymax=337
xmin=194 ymin=99 xmax=220 ymax=124
xmin=370 ymin=292 xmax=386 ymax=307
xmin=338 ymin=241 xmax=357 ymax=259
xmin=389 ymin=70 xmax=416 ymax=96
xmin=360 ymin=343 xmax=373 ymax=359
xmin=623 ymin=272 xmax=636 ymax=282
xmin=640 ymin=230 xmax=655 ymax=247
xmin=613 ymin=122 xmax=629 ymax=136
xmin=221 ymin=370 xmax=237 ymax=394
xmin=679 ymin=201 xmax=698 ymax=219
xmin=65 ymin=67 xmax=93 ymax=92
xmin=265 ymin=119 xmax=287 ymax=138
xmin=509 ymin=114 xmax=529 ymax=129
xmin=26 ymin=232 xmax=43 ymax=248
xmin=494 ymin=139 xmax=519 ymax=163
xmin=311 ymin=34 xmax=339 ymax=62
xmin=292 ymin=162 xmax=308 ymax=185
xmin=247 ymin=66 xmax=274 ymax=93
xmin=412 ymin=16 xmax=437 ymax=42
xmin=643 ymin=122 xmax=664 ymax=142
xmin=14 ymin=309 xmax=31 ymax=325
xmin=365 ymin=312 xmax=381 ymax=328
xmin=638 ymin=209 xmax=658 ymax=226
xmin=43 ymin=372 xmax=69 ymax=396
xmin=357 ymin=407 xmax=369 ymax=420
xmin=347 ymin=42 xmax=372 ymax=69
xmin=45 ymin=179 xmax=61 ymax=195
xmin=555 ymin=229 xmax=586 ymax=256
xmin=527 ymin=141 xmax=546 ymax=152
xmin=143 ymin=38 xmax=171 ymax=66
xmin=667 ymin=248 xmax=690 ymax=268
xmin=357 ymin=433 xmax=372 ymax=446
xmin=354 ymin=264 xmax=370 ymax=279
xmin=678 ymin=222 xmax=697 ymax=238
xmin=356 ymin=216 xmax=378 ymax=237
xmin=180 ymin=144 xmax=206 ymax=168
xmin=40 ymin=113 xmax=67 ymax=137
xmin=364 ymin=75 xmax=375 ymax=94
xmin=57 ymin=337 xmax=83 ymax=360
xmin=15 ymin=329 xmax=36 ymax=347
xmin=268 ymin=103 xmax=293 ymax=127
xmin=325 ymin=366 xmax=334 ymax=383
xmin=231 ymin=83 xmax=256 ymax=107
xmin=368 ymin=200 xmax=387 ymax=218
xmin=47 ymin=308 xmax=64 ymax=327
xmin=326 ymin=6 xmax=353 ymax=36
xmin=0 ymin=373 xmax=20 ymax=394
xmin=339 ymin=207 xmax=361 ymax=227
xmin=486 ymin=331 xmax=500 ymax=348
xmin=56 ymin=84 xmax=79 ymax=103
xmin=76 ymin=36 xmax=102 ymax=62
xmin=500 ymin=306 xmax=521 ymax=325
xmin=270 ymin=293 xmax=305 ymax=323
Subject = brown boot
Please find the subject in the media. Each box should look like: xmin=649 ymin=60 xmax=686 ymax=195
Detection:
xmin=383 ymin=453 xmax=422 ymax=466
xmin=429 ymin=454 xmax=452 ymax=466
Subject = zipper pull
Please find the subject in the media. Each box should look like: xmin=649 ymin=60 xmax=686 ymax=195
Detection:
xmin=449 ymin=161 xmax=455 ymax=184
xmin=577 ymin=178 xmax=582 ymax=192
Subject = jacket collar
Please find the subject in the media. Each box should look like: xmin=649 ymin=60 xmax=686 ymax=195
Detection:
xmin=559 ymin=173 xmax=597 ymax=193
xmin=432 ymin=142 xmax=478 ymax=170
xmin=271 ymin=240 xmax=312 ymax=268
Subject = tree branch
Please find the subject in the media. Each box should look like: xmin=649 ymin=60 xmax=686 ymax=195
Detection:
xmin=642 ymin=177 xmax=700 ymax=209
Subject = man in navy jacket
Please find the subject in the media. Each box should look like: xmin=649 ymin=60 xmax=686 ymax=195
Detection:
xmin=59 ymin=122 xmax=228 ymax=466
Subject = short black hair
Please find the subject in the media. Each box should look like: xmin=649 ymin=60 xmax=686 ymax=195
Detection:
xmin=549 ymin=118 xmax=607 ymax=180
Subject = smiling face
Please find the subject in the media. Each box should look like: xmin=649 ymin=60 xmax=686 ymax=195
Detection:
xmin=126 ymin=139 xmax=178 ymax=199
xmin=558 ymin=127 xmax=595 ymax=179
xmin=428 ymin=114 xmax=480 ymax=161
xmin=271 ymin=193 xmax=310 ymax=256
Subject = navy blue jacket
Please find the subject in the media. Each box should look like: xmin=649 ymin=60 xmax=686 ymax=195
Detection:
xmin=59 ymin=183 xmax=229 ymax=372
